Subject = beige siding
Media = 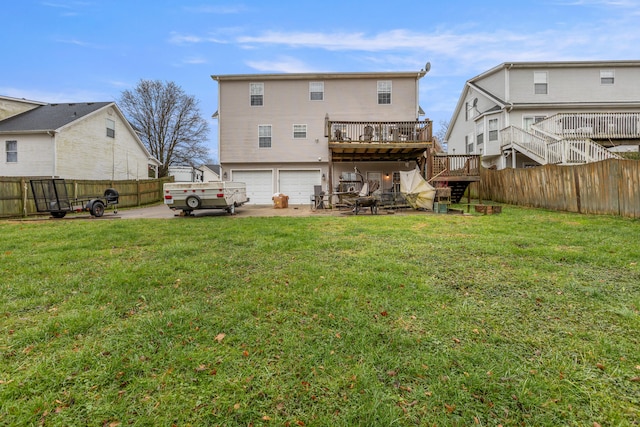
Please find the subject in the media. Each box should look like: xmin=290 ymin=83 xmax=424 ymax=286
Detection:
xmin=0 ymin=98 xmax=40 ymax=121
xmin=218 ymin=76 xmax=419 ymax=164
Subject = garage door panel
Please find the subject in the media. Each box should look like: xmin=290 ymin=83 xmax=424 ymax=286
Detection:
xmin=232 ymin=170 xmax=273 ymax=204
xmin=279 ymin=171 xmax=321 ymax=204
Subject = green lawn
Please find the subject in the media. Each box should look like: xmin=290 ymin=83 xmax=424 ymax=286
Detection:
xmin=1 ymin=206 xmax=639 ymax=426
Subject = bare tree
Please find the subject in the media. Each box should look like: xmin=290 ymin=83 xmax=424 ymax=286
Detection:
xmin=434 ymin=120 xmax=449 ymax=152
xmin=119 ymin=80 xmax=210 ymax=177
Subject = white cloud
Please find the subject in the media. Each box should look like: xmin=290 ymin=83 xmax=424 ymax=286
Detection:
xmin=245 ymin=57 xmax=317 ymax=73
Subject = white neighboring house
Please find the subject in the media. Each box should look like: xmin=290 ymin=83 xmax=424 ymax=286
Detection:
xmin=168 ymin=165 xmax=204 ymax=182
xmin=201 ymin=164 xmax=221 ymax=182
xmin=445 ymin=61 xmax=640 ymax=169
xmin=0 ymin=95 xmax=160 ymax=180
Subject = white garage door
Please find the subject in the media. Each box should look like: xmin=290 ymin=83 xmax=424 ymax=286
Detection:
xmin=232 ymin=170 xmax=273 ymax=204
xmin=279 ymin=170 xmax=321 ymax=205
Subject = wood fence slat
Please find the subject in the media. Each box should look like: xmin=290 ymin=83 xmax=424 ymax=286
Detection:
xmin=482 ymin=159 xmax=639 ymax=219
xmin=0 ymin=177 xmax=171 ymax=218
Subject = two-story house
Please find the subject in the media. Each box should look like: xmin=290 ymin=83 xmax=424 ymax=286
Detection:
xmin=445 ymin=61 xmax=640 ymax=169
xmin=211 ymin=70 xmax=436 ymax=204
xmin=0 ymin=95 xmax=160 ymax=180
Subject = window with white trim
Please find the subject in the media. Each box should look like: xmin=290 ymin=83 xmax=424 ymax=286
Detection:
xmin=523 ymin=116 xmax=546 ymax=131
xmin=309 ymin=82 xmax=324 ymax=101
xmin=258 ymin=125 xmax=272 ymax=148
xmin=6 ymin=140 xmax=17 ymax=162
xmin=250 ymin=83 xmax=264 ymax=106
xmin=600 ymin=70 xmax=615 ymax=85
xmin=377 ymin=81 xmax=392 ymax=105
xmin=488 ymin=118 xmax=499 ymax=142
xmin=293 ymin=124 xmax=307 ymax=139
xmin=476 ymin=121 xmax=484 ymax=146
xmin=534 ymin=71 xmax=548 ymax=94
xmin=465 ymin=133 xmax=474 ymax=154
xmin=106 ymin=118 xmax=115 ymax=138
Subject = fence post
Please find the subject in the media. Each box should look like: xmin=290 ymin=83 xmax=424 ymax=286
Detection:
xmin=21 ymin=178 xmax=27 ymax=217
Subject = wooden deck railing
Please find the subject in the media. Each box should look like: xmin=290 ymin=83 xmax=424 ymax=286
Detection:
xmin=533 ymin=112 xmax=640 ymax=140
xmin=328 ymin=120 xmax=433 ymax=143
xmin=428 ymin=154 xmax=480 ymax=180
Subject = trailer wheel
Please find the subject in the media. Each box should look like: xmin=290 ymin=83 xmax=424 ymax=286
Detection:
xmin=91 ymin=201 xmax=105 ymax=217
xmin=51 ymin=211 xmax=67 ymax=218
xmin=185 ymin=195 xmax=201 ymax=209
xmin=226 ymin=204 xmax=235 ymax=215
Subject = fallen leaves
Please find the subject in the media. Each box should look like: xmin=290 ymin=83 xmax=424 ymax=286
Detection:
xmin=214 ymin=333 xmax=226 ymax=343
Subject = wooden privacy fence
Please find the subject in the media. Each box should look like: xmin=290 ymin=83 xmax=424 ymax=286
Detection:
xmin=0 ymin=177 xmax=171 ymax=218
xmin=480 ymin=159 xmax=640 ymax=218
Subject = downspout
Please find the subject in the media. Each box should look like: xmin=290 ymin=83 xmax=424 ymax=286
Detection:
xmin=47 ymin=131 xmax=56 ymax=177
xmin=213 ymin=75 xmax=222 ymax=177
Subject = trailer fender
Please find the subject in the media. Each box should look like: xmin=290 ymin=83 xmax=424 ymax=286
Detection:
xmin=86 ymin=199 xmax=106 ymax=217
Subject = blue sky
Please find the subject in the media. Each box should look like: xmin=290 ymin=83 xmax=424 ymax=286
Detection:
xmin=3 ymin=0 xmax=640 ymax=161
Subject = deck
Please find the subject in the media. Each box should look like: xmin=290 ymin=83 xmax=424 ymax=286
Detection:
xmin=328 ymin=120 xmax=433 ymax=162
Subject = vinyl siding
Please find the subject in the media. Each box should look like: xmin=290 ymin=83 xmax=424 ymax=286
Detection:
xmin=56 ymin=107 xmax=152 ymax=180
xmin=509 ymin=66 xmax=640 ymax=103
xmin=1 ymin=134 xmax=54 ymax=176
xmin=218 ymin=76 xmax=419 ymax=164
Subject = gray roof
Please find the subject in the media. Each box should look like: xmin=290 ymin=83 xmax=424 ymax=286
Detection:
xmin=0 ymin=102 xmax=112 ymax=132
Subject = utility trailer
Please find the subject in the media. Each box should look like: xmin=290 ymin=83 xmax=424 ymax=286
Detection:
xmin=163 ymin=181 xmax=248 ymax=215
xmin=30 ymin=179 xmax=119 ymax=218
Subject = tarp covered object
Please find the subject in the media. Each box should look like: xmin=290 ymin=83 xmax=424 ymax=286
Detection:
xmin=400 ymin=169 xmax=436 ymax=210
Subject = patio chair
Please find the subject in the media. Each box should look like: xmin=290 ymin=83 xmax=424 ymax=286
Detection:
xmin=360 ymin=125 xmax=374 ymax=142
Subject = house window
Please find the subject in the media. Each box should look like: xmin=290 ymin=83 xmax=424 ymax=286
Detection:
xmin=465 ymin=102 xmax=469 ymax=121
xmin=6 ymin=140 xmax=17 ymax=162
xmin=488 ymin=118 xmax=499 ymax=142
xmin=600 ymin=70 xmax=615 ymax=85
xmin=250 ymin=83 xmax=264 ymax=106
xmin=523 ymin=116 xmax=546 ymax=131
xmin=476 ymin=121 xmax=484 ymax=146
xmin=309 ymin=82 xmax=324 ymax=101
xmin=293 ymin=124 xmax=307 ymax=139
xmin=377 ymin=81 xmax=392 ymax=105
xmin=259 ymin=125 xmax=272 ymax=148
xmin=534 ymin=71 xmax=548 ymax=94
xmin=465 ymin=133 xmax=474 ymax=154
xmin=106 ymin=118 xmax=115 ymax=138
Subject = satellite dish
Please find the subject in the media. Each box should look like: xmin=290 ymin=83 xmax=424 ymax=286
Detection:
xmin=424 ymin=62 xmax=431 ymax=73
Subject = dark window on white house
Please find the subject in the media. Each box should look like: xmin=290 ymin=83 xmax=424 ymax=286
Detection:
xmin=534 ymin=71 xmax=548 ymax=94
xmin=250 ymin=83 xmax=264 ymax=106
xmin=6 ymin=140 xmax=17 ymax=162
xmin=309 ymin=82 xmax=324 ymax=101
xmin=488 ymin=118 xmax=499 ymax=142
xmin=377 ymin=81 xmax=392 ymax=104
xmin=600 ymin=70 xmax=615 ymax=85
xmin=106 ymin=118 xmax=115 ymax=138
xmin=259 ymin=125 xmax=272 ymax=148
xmin=293 ymin=124 xmax=307 ymax=139
xmin=476 ymin=121 xmax=484 ymax=146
